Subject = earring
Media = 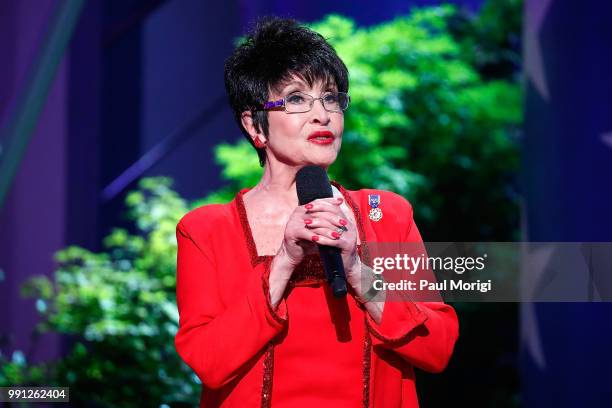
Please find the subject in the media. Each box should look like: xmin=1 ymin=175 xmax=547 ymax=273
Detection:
xmin=254 ymin=138 xmax=267 ymax=148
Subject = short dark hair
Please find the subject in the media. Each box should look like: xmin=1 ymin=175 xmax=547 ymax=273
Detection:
xmin=224 ymin=17 xmax=349 ymax=167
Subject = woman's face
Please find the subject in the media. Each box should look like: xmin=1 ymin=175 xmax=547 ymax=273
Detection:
xmin=264 ymin=75 xmax=344 ymax=169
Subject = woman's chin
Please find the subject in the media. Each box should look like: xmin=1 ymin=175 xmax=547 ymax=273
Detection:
xmin=304 ymin=154 xmax=337 ymax=168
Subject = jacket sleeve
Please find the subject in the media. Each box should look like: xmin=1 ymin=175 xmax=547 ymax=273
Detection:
xmin=366 ymin=196 xmax=459 ymax=373
xmin=174 ymin=220 xmax=288 ymax=389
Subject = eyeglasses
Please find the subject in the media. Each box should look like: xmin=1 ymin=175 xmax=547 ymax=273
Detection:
xmin=261 ymin=91 xmax=350 ymax=113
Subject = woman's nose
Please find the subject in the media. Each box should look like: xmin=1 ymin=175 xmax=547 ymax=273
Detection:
xmin=310 ymin=98 xmax=330 ymax=124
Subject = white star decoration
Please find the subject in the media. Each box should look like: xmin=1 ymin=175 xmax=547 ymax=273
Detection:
xmin=520 ymin=198 xmax=553 ymax=370
xmin=524 ymin=0 xmax=553 ymax=101
xmin=520 ymin=244 xmax=554 ymax=370
xmin=521 ymin=0 xmax=554 ymax=370
xmin=601 ymin=131 xmax=612 ymax=149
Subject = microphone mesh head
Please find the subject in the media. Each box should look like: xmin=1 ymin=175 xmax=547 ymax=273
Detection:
xmin=296 ymin=165 xmax=333 ymax=205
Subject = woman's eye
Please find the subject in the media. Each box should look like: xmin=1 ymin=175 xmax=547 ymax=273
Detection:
xmin=287 ymin=94 xmax=306 ymax=104
xmin=323 ymin=94 xmax=339 ymax=103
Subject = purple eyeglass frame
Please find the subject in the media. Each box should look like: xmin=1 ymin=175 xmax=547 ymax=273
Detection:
xmin=263 ymin=99 xmax=285 ymax=109
xmin=260 ymin=92 xmax=350 ymax=113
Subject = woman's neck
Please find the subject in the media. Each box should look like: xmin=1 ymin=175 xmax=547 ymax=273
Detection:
xmin=242 ymin=162 xmax=297 ymax=213
xmin=244 ymin=158 xmax=334 ymax=209
xmin=249 ymin=159 xmax=314 ymax=203
xmin=253 ymin=163 xmax=296 ymax=197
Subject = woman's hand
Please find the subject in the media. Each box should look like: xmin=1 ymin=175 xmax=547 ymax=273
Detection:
xmin=299 ymin=197 xmax=385 ymax=322
xmin=270 ymin=196 xmax=361 ymax=308
xmin=270 ymin=197 xmax=347 ymax=306
xmin=276 ymin=198 xmax=346 ymax=267
xmin=298 ymin=197 xmax=361 ymax=281
xmin=273 ymin=196 xmax=358 ymax=276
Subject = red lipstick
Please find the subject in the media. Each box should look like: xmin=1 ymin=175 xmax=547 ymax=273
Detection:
xmin=307 ymin=130 xmax=334 ymax=145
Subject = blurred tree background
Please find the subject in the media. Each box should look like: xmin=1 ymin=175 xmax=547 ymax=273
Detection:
xmin=0 ymin=1 xmax=522 ymax=406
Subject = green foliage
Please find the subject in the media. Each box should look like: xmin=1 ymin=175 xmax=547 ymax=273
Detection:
xmin=0 ymin=351 xmax=47 ymax=387
xmin=210 ymin=2 xmax=522 ymax=241
xmin=1 ymin=178 xmax=200 ymax=407
xmin=193 ymin=142 xmax=263 ymax=207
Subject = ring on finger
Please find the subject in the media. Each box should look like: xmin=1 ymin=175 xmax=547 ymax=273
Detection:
xmin=336 ymin=225 xmax=348 ymax=234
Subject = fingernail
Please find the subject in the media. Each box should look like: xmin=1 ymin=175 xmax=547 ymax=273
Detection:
xmin=337 ymin=197 xmax=344 ymax=203
xmin=304 ymin=219 xmax=313 ymax=225
xmin=305 ymin=203 xmax=313 ymax=210
xmin=331 ymin=231 xmax=340 ymax=239
xmin=311 ymin=235 xmax=319 ymax=242
xmin=339 ymin=219 xmax=347 ymax=226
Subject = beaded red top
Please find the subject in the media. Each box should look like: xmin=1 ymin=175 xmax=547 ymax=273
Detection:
xmin=175 ymin=184 xmax=459 ymax=407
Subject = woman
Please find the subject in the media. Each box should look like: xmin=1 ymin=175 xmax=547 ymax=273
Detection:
xmin=175 ymin=17 xmax=458 ymax=407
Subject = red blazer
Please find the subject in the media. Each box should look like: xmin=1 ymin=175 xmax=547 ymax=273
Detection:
xmin=175 ymin=183 xmax=459 ymax=407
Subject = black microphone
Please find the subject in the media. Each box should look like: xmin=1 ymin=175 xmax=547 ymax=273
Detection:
xmin=296 ymin=165 xmax=347 ymax=298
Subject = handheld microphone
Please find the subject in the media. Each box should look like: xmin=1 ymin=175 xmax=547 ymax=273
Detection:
xmin=296 ymin=165 xmax=347 ymax=298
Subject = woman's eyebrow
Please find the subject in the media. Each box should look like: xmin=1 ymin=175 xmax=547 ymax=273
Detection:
xmin=324 ymin=80 xmax=338 ymax=91
xmin=278 ymin=79 xmax=337 ymax=94
xmin=281 ymin=81 xmax=306 ymax=92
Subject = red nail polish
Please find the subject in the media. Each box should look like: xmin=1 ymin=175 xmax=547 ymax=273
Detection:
xmin=304 ymin=219 xmax=313 ymax=225
xmin=311 ymin=235 xmax=319 ymax=242
xmin=339 ymin=219 xmax=347 ymax=226
xmin=305 ymin=203 xmax=313 ymax=210
xmin=332 ymin=231 xmax=340 ymax=239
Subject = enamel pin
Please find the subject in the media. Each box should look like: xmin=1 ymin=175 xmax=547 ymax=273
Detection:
xmin=368 ymin=194 xmax=383 ymax=221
